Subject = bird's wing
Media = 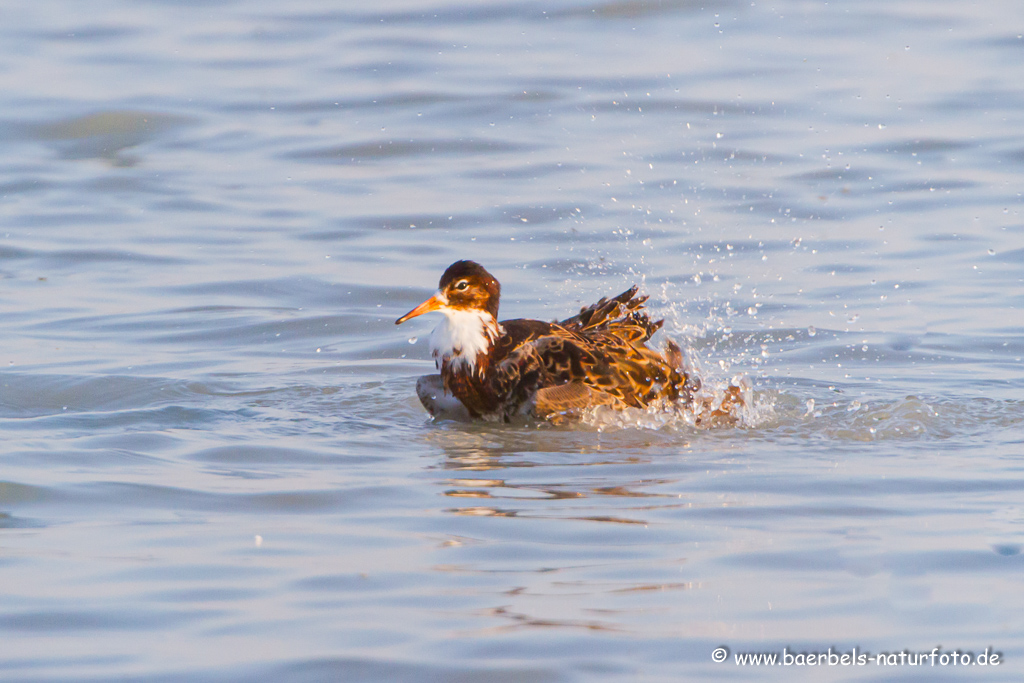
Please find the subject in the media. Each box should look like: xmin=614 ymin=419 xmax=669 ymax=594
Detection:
xmin=488 ymin=331 xmax=683 ymax=415
xmin=486 ymin=289 xmax=692 ymax=418
xmin=532 ymin=381 xmax=615 ymax=419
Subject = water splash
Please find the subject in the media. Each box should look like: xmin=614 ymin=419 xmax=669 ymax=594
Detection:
xmin=581 ymin=372 xmax=774 ymax=432
xmin=561 ymin=280 xmax=780 ymax=432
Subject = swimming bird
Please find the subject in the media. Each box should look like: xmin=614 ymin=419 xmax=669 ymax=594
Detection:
xmin=396 ymin=260 xmax=735 ymax=423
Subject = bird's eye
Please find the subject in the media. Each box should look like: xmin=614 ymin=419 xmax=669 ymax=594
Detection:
xmin=454 ymin=281 xmax=469 ymax=291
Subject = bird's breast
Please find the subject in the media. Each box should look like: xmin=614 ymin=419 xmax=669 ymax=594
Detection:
xmin=429 ymin=309 xmax=502 ymax=373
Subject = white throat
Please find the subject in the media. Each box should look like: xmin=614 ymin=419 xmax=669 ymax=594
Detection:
xmin=429 ymin=308 xmax=502 ymax=373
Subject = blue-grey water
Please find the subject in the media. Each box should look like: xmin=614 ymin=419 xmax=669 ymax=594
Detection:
xmin=1 ymin=1 xmax=1022 ymax=681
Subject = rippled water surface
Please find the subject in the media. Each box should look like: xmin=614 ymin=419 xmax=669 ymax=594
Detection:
xmin=2 ymin=1 xmax=1023 ymax=681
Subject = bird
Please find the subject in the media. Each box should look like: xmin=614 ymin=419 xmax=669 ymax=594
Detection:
xmin=395 ymin=260 xmax=741 ymax=423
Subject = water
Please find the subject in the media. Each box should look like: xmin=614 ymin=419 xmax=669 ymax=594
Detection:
xmin=1 ymin=0 xmax=1022 ymax=680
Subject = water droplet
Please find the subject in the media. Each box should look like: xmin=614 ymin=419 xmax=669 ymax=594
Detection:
xmin=988 ymin=248 xmax=996 ymax=255
xmin=805 ymin=399 xmax=815 ymax=414
xmin=408 ymin=337 xmax=418 ymax=344
xmin=807 ymin=326 xmax=817 ymax=337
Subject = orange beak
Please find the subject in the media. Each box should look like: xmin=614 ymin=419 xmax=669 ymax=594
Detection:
xmin=395 ymin=293 xmax=445 ymax=325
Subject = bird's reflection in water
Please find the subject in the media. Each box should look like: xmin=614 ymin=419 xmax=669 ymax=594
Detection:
xmin=426 ymin=425 xmax=694 ymax=525
xmin=433 ymin=564 xmax=699 ymax=636
xmin=473 ymin=605 xmax=620 ymax=633
xmin=421 ymin=421 xmax=715 ymax=636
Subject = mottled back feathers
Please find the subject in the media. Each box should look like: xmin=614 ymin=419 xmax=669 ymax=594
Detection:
xmin=467 ymin=287 xmax=692 ymax=420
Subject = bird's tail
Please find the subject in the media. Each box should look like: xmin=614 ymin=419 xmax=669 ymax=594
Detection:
xmin=558 ymin=286 xmax=663 ymax=343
